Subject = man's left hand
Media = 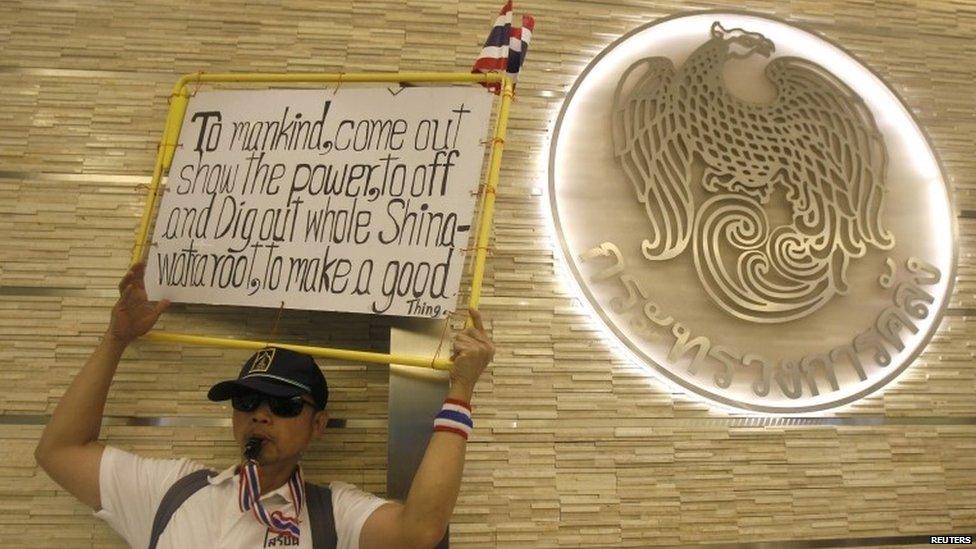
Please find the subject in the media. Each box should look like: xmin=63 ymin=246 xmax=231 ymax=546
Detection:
xmin=449 ymin=308 xmax=495 ymax=395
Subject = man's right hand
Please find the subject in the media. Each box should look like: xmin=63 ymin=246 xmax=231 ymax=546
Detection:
xmin=108 ymin=261 xmax=170 ymax=344
xmin=36 ymin=262 xmax=170 ymax=510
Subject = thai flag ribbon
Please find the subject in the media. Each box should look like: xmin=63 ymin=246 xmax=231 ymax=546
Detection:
xmin=239 ymin=461 xmax=304 ymax=538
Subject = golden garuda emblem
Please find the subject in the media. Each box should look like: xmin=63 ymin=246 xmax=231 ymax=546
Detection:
xmin=611 ymin=22 xmax=895 ymax=323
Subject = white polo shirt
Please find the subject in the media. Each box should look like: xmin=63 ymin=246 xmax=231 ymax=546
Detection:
xmin=96 ymin=446 xmax=388 ymax=549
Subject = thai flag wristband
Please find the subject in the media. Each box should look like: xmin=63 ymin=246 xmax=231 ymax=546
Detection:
xmin=433 ymin=398 xmax=473 ymax=440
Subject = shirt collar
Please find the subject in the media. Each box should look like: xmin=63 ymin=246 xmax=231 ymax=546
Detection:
xmin=210 ymin=463 xmax=302 ymax=503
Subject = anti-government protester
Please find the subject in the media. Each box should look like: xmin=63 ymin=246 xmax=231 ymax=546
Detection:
xmin=35 ymin=261 xmax=494 ymax=548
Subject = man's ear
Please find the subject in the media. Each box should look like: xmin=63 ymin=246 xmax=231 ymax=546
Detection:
xmin=312 ymin=409 xmax=329 ymax=437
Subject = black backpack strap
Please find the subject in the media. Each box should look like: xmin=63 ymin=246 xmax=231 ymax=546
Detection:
xmin=147 ymin=468 xmax=215 ymax=549
xmin=305 ymin=482 xmax=337 ymax=549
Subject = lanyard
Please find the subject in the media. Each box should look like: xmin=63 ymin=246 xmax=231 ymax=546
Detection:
xmin=238 ymin=461 xmax=304 ymax=538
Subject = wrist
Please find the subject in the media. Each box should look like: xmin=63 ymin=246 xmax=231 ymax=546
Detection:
xmin=102 ymin=331 xmax=131 ymax=351
xmin=446 ymin=382 xmax=474 ymax=403
xmin=433 ymin=397 xmax=473 ymax=440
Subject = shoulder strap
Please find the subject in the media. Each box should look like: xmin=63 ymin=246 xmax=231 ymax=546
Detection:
xmin=305 ymin=482 xmax=337 ymax=549
xmin=147 ymin=468 xmax=215 ymax=549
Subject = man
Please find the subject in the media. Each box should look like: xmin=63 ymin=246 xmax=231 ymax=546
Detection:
xmin=34 ymin=262 xmax=495 ymax=548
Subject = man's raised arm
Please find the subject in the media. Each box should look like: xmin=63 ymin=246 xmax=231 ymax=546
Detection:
xmin=34 ymin=262 xmax=169 ymax=509
xmin=360 ymin=308 xmax=495 ymax=549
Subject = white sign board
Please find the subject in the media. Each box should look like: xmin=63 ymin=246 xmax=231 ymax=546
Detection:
xmin=146 ymin=87 xmax=493 ymax=318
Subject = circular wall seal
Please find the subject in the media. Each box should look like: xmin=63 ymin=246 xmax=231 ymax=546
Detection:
xmin=548 ymin=11 xmax=956 ymax=413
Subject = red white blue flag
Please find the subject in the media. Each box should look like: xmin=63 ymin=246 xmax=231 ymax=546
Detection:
xmin=472 ymin=1 xmax=534 ymax=94
xmin=505 ymin=15 xmax=534 ymax=85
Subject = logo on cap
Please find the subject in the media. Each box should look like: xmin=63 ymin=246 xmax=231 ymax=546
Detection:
xmin=249 ymin=348 xmax=276 ymax=374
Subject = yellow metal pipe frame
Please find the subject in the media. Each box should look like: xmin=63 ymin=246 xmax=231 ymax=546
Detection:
xmin=130 ymin=72 xmax=512 ymax=371
xmin=142 ymin=331 xmax=454 ymax=370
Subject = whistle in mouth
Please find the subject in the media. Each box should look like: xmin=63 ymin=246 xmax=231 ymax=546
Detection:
xmin=244 ymin=437 xmax=262 ymax=462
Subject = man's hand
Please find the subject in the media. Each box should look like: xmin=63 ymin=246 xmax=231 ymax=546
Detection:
xmin=108 ymin=262 xmax=170 ymax=344
xmin=448 ymin=308 xmax=494 ymax=398
xmin=35 ymin=262 xmax=169 ymax=510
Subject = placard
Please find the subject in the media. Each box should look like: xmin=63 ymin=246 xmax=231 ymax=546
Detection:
xmin=146 ymin=87 xmax=493 ymax=318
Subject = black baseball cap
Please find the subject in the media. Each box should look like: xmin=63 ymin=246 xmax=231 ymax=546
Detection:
xmin=208 ymin=347 xmax=328 ymax=410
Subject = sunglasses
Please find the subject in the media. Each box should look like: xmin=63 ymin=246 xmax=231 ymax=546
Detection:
xmin=231 ymin=393 xmax=314 ymax=418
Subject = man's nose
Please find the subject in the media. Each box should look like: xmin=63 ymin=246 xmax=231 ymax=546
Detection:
xmin=251 ymin=402 xmax=273 ymax=423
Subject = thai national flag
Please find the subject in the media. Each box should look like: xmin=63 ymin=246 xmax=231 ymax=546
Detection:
xmin=471 ymin=0 xmax=535 ymax=94
xmin=505 ymin=15 xmax=534 ymax=88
